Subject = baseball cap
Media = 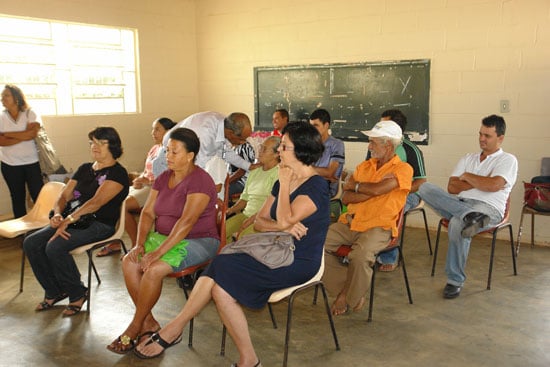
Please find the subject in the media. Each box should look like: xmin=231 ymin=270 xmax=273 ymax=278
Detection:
xmin=362 ymin=120 xmax=402 ymax=140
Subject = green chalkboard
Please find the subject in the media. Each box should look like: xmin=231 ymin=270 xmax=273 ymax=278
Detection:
xmin=254 ymin=59 xmax=430 ymax=144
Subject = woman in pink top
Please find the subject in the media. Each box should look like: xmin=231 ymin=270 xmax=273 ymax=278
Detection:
xmin=107 ymin=127 xmax=219 ymax=354
xmin=97 ymin=117 xmax=175 ymax=256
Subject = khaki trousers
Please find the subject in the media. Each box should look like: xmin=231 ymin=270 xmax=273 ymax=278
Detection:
xmin=322 ymin=222 xmax=391 ymax=308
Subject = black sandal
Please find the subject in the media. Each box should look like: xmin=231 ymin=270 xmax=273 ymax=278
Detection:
xmin=62 ymin=290 xmax=88 ymax=317
xmin=133 ymin=332 xmax=182 ymax=359
xmin=35 ymin=293 xmax=68 ymax=311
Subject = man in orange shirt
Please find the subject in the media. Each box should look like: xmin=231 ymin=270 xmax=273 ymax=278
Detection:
xmin=322 ymin=120 xmax=412 ymax=315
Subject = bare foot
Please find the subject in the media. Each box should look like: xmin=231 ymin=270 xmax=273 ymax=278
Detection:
xmin=352 ymin=296 xmax=366 ymax=312
xmin=331 ymin=294 xmax=349 ymax=316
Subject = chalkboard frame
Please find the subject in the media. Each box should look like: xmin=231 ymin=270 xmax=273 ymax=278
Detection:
xmin=253 ymin=59 xmax=430 ymax=144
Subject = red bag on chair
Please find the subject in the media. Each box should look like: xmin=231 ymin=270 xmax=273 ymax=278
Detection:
xmin=524 ymin=181 xmax=550 ymax=212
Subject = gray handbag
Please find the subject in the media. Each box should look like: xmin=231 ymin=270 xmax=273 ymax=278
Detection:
xmin=220 ymin=231 xmax=295 ymax=269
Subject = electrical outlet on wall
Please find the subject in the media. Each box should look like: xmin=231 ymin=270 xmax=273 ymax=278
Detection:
xmin=500 ymin=100 xmax=510 ymax=113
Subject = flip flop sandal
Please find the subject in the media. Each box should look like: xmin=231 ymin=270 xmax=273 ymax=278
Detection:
xmin=133 ymin=332 xmax=182 ymax=359
xmin=107 ymin=334 xmax=137 ymax=354
xmin=137 ymin=329 xmax=160 ymax=344
xmin=35 ymin=293 xmax=68 ymax=311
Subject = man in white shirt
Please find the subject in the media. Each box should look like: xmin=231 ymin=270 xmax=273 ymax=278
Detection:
xmin=418 ymin=114 xmax=518 ymax=299
xmin=152 ymin=111 xmax=257 ymax=176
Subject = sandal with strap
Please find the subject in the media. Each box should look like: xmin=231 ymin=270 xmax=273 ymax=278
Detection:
xmin=35 ymin=293 xmax=68 ymax=311
xmin=133 ymin=332 xmax=182 ymax=359
xmin=231 ymin=360 xmax=262 ymax=367
xmin=61 ymin=290 xmax=88 ymax=317
xmin=107 ymin=334 xmax=137 ymax=354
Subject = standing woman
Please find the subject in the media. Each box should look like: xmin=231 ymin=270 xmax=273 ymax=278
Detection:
xmin=0 ymin=84 xmax=44 ymax=218
xmin=23 ymin=127 xmax=129 ymax=316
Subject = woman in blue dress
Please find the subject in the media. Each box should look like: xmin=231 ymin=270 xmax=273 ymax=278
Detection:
xmin=134 ymin=121 xmax=330 ymax=366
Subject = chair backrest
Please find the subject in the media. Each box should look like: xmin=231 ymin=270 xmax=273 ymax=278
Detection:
xmin=27 ymin=181 xmax=65 ymax=222
xmin=541 ymin=157 xmax=550 ymax=176
xmin=388 ymin=206 xmax=406 ymax=248
xmin=216 ymin=197 xmax=227 ymax=253
xmin=0 ymin=181 xmax=65 ymax=239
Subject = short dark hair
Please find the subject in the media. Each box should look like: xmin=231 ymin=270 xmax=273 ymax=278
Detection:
xmin=88 ymin=127 xmax=123 ymax=159
xmin=282 ymin=121 xmax=324 ymax=165
xmin=169 ymin=127 xmax=200 ymax=162
xmin=381 ymin=109 xmax=407 ymax=132
xmin=275 ymin=108 xmax=289 ymax=121
xmin=224 ymin=112 xmax=251 ymax=137
xmin=482 ymin=114 xmax=506 ymax=136
xmin=310 ymin=108 xmax=331 ymax=125
xmin=155 ymin=117 xmax=176 ymax=131
xmin=4 ymin=84 xmax=29 ymax=111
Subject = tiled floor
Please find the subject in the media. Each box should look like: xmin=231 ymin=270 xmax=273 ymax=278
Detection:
xmin=1 ymin=228 xmax=549 ymax=367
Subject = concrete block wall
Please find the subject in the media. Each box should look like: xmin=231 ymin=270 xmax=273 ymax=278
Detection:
xmin=195 ymin=0 xmax=550 ymax=244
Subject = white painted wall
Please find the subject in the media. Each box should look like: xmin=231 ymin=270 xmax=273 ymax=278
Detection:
xmin=195 ymin=0 xmax=550 ymax=245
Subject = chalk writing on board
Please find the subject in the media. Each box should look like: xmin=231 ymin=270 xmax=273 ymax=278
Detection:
xmin=254 ymin=59 xmax=430 ymax=144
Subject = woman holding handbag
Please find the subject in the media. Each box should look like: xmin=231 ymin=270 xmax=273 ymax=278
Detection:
xmin=23 ymin=126 xmax=129 ymax=316
xmin=133 ymin=122 xmax=330 ymax=367
xmin=0 ymin=84 xmax=44 ymax=218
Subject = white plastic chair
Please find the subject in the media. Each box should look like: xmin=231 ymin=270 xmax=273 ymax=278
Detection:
xmin=0 ymin=181 xmax=65 ymax=292
xmin=69 ymin=201 xmax=127 ymax=311
xmin=220 ymin=252 xmax=340 ymax=367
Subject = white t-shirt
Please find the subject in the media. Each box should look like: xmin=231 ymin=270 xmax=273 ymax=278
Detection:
xmin=451 ymin=148 xmax=518 ymax=216
xmin=0 ymin=108 xmax=43 ymax=165
xmin=204 ymin=154 xmax=228 ymax=201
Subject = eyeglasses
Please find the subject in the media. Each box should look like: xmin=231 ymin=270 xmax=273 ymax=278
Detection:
xmin=89 ymin=139 xmax=109 ymax=147
xmin=279 ymin=144 xmax=295 ymax=151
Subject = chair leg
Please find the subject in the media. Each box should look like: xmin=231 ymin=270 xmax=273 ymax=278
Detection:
xmin=268 ymin=303 xmax=278 ymax=329
xmin=516 ymin=208 xmax=526 ymax=255
xmin=20 ymin=246 xmax=25 ymax=293
xmin=487 ymin=231 xmax=498 ymax=290
xmin=399 ymin=247 xmax=413 ymax=304
xmin=367 ymin=264 xmax=376 ymax=322
xmin=508 ymin=224 xmax=517 ymax=276
xmin=420 ymin=208 xmax=433 ymax=255
xmin=319 ymin=283 xmax=340 ymax=352
xmin=530 ymin=213 xmax=535 ymax=248
xmin=431 ymin=220 xmax=443 ymax=276
xmin=220 ymin=324 xmax=227 ymax=356
xmin=282 ymin=293 xmax=297 ymax=367
xmin=87 ymin=252 xmax=93 ymax=312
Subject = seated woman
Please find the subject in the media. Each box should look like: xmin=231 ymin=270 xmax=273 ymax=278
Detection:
xmin=107 ymin=127 xmax=220 ymax=354
xmin=23 ymin=127 xmax=129 ymax=316
xmin=225 ymin=135 xmax=281 ymax=244
xmin=133 ymin=121 xmax=330 ymax=367
xmin=97 ymin=117 xmax=176 ymax=256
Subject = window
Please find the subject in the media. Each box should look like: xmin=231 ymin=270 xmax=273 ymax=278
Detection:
xmin=0 ymin=14 xmax=139 ymax=115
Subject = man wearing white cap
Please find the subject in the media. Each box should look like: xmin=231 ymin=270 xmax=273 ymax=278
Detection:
xmin=322 ymin=120 xmax=413 ymax=316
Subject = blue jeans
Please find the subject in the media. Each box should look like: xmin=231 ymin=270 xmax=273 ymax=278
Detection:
xmin=23 ymin=221 xmax=115 ymax=302
xmin=417 ymin=183 xmax=502 ymax=286
xmin=377 ymin=193 xmax=421 ymax=265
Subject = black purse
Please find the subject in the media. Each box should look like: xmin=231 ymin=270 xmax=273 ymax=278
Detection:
xmin=49 ymin=199 xmax=96 ymax=229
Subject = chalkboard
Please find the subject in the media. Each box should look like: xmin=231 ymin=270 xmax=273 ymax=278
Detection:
xmin=254 ymin=59 xmax=430 ymax=144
